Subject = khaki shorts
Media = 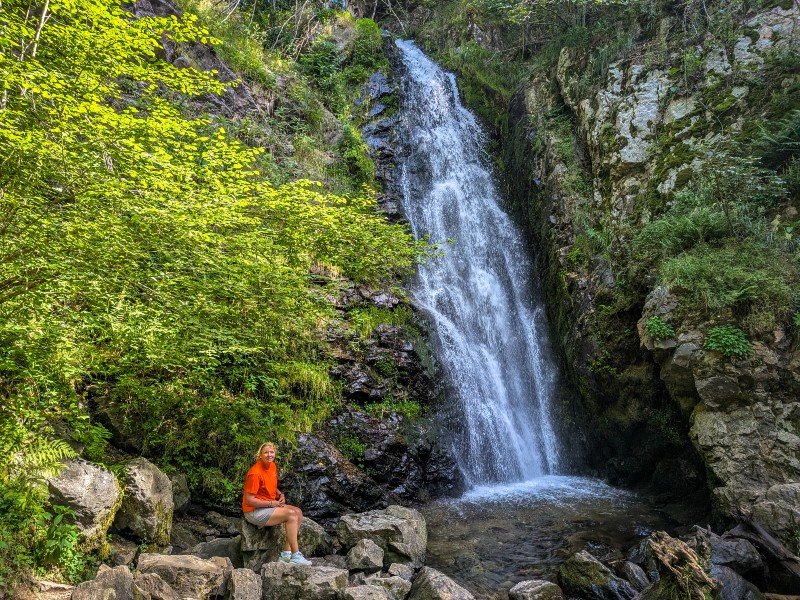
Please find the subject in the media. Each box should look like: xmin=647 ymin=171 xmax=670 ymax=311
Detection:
xmin=243 ymin=507 xmax=276 ymax=526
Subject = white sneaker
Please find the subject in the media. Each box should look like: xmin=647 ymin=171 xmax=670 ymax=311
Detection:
xmin=290 ymin=551 xmax=312 ymax=566
xmin=278 ymin=551 xmax=291 ymax=563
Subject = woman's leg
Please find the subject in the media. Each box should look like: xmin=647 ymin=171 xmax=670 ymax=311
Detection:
xmin=265 ymin=506 xmax=300 ymax=553
xmin=285 ymin=504 xmax=303 ymax=531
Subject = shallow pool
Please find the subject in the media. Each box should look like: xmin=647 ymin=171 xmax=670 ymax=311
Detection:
xmin=420 ymin=476 xmax=679 ymax=598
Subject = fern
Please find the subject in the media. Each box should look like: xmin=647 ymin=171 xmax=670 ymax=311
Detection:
xmin=5 ymin=436 xmax=75 ymax=487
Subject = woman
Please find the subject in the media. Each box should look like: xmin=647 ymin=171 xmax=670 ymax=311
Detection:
xmin=242 ymin=442 xmax=313 ymax=565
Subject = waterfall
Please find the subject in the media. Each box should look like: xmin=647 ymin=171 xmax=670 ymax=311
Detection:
xmin=394 ymin=40 xmax=561 ymax=485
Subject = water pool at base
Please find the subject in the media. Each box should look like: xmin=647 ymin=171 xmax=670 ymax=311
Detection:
xmin=420 ymin=476 xmax=679 ymax=599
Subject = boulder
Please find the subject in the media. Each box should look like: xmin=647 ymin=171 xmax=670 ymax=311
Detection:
xmin=363 ymin=573 xmax=413 ymax=599
xmin=168 ymin=473 xmax=190 ymax=515
xmin=618 ymin=561 xmax=649 ymax=592
xmin=260 ymin=562 xmax=348 ymax=599
xmin=113 ymin=457 xmax=173 ymax=545
xmin=108 ymin=536 xmax=139 ymax=567
xmin=71 ymin=565 xmax=134 ymax=600
xmin=347 ymin=538 xmax=385 ymax=572
xmin=711 ymin=564 xmax=764 ymax=600
xmin=344 ymin=586 xmax=393 ymax=600
xmin=228 ymin=568 xmax=262 ymax=600
xmin=240 ymin=517 xmax=331 ymax=571
xmin=137 ymin=553 xmax=231 ymax=599
xmin=687 ymin=527 xmax=764 ymax=575
xmin=205 ymin=511 xmax=239 ymax=537
xmin=508 ymin=579 xmax=564 ymax=600
xmin=557 ymin=550 xmax=636 ymax=600
xmin=388 ymin=563 xmax=414 ymax=581
xmin=133 ymin=572 xmax=180 ymax=600
xmin=186 ymin=535 xmax=244 ymax=568
xmin=337 ymin=505 xmax=427 ymax=568
xmin=408 ymin=567 xmax=474 ymax=600
xmin=47 ymin=458 xmax=121 ymax=550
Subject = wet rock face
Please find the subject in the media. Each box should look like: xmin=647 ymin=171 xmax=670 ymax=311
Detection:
xmin=508 ymin=0 xmax=800 ymax=543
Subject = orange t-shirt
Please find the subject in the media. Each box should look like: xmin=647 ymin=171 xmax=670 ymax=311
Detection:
xmin=241 ymin=461 xmax=278 ymax=513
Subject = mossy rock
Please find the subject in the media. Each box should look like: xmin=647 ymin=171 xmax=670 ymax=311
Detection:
xmin=558 ymin=550 xmax=637 ymax=600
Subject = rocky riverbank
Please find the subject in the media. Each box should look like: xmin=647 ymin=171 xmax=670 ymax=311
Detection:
xmin=36 ymin=452 xmax=800 ymax=599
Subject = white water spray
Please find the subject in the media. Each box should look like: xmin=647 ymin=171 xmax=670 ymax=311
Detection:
xmin=394 ymin=40 xmax=561 ymax=485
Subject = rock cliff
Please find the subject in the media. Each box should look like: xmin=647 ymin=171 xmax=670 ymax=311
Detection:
xmin=502 ymin=3 xmax=799 ymax=543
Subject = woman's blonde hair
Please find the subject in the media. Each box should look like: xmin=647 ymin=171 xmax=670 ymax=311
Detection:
xmin=254 ymin=442 xmax=276 ymax=461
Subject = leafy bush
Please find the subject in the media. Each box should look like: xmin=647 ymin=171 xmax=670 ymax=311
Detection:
xmin=350 ymin=18 xmax=385 ymax=71
xmin=338 ymin=125 xmax=376 ymax=185
xmin=645 ymin=316 xmax=675 ymax=341
xmin=704 ymin=325 xmax=752 ymax=357
xmin=661 ymin=242 xmax=792 ymax=318
xmin=0 ymin=3 xmax=420 ymax=590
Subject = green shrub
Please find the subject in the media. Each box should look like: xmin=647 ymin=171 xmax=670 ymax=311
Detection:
xmin=703 ymin=325 xmax=752 ymax=356
xmin=661 ymin=241 xmax=792 ymax=318
xmin=350 ymin=18 xmax=385 ymax=71
xmin=645 ymin=316 xmax=675 ymax=341
xmin=364 ymin=398 xmax=422 ymax=420
xmin=338 ymin=125 xmax=375 ymax=185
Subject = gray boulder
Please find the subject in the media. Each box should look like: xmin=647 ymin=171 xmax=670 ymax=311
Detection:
xmin=72 ymin=565 xmax=134 ymax=600
xmin=47 ymin=458 xmax=121 ymax=550
xmin=228 ymin=568 xmax=262 ymax=600
xmin=557 ymin=551 xmax=637 ymax=600
xmin=337 ymin=505 xmax=427 ymax=568
xmin=240 ymin=517 xmax=331 ymax=571
xmin=108 ymin=536 xmax=138 ymax=567
xmin=113 ymin=457 xmax=173 ymax=545
xmin=388 ymin=563 xmax=414 ymax=581
xmin=408 ymin=567 xmax=474 ymax=600
xmin=137 ymin=553 xmax=231 ymax=599
xmin=260 ymin=562 xmax=348 ymax=599
xmin=133 ymin=572 xmax=180 ymax=600
xmin=508 ymin=579 xmax=564 ymax=599
xmin=347 ymin=538 xmax=385 ymax=572
xmin=344 ymin=586 xmax=393 ymax=600
xmin=363 ymin=573 xmax=413 ymax=600
xmin=710 ymin=564 xmax=764 ymax=600
xmin=186 ymin=535 xmax=244 ymax=568
xmin=618 ymin=561 xmax=649 ymax=592
xmin=168 ymin=472 xmax=190 ymax=515
xmin=688 ymin=526 xmax=764 ymax=575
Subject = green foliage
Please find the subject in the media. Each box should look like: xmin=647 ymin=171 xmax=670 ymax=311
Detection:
xmin=631 ymin=148 xmax=795 ymax=326
xmin=703 ymin=325 xmax=752 ymax=357
xmin=661 ymin=242 xmax=792 ymax=317
xmin=350 ymin=18 xmax=385 ymax=71
xmin=645 ymin=316 xmax=675 ymax=341
xmin=338 ymin=125 xmax=376 ymax=184
xmin=348 ymin=305 xmax=412 ymax=338
xmin=364 ymin=397 xmax=422 ymax=420
xmin=335 ymin=434 xmax=366 ymax=465
xmin=0 ymin=0 xmax=418 ymax=589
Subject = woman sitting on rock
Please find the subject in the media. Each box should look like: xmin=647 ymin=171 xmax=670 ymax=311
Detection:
xmin=242 ymin=442 xmax=312 ymax=565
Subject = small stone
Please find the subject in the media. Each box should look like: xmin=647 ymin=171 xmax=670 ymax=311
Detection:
xmin=344 ymin=585 xmax=393 ymax=600
xmin=364 ymin=573 xmax=413 ymax=599
xmin=408 ymin=567 xmax=474 ymax=600
xmin=347 ymin=538 xmax=384 ymax=572
xmin=387 ymin=562 xmax=414 ymax=580
xmin=261 ymin=562 xmax=348 ymax=599
xmin=509 ymin=579 xmax=564 ymax=599
xmin=228 ymin=568 xmax=261 ymax=600
xmin=137 ymin=553 xmax=230 ymax=599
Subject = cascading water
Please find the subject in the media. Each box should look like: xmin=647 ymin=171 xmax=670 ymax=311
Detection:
xmin=394 ymin=40 xmax=561 ymax=485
